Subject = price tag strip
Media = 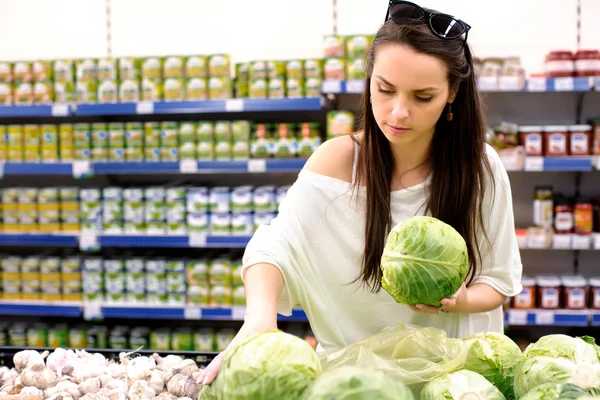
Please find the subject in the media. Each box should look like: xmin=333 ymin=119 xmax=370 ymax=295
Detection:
xmin=247 ymin=159 xmax=267 ymax=173
xmin=184 ymin=307 xmax=202 ymax=320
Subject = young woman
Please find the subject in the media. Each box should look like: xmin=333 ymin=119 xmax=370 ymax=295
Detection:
xmin=199 ymin=0 xmax=523 ymax=385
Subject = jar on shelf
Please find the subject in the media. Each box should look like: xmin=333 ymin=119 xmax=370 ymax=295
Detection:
xmin=545 ymin=50 xmax=575 ymax=78
xmin=554 ymin=195 xmax=573 ymax=234
xmin=537 ymin=275 xmax=562 ymax=309
xmin=544 ymin=125 xmax=569 ymax=156
xmin=574 ymin=198 xmax=594 ymax=235
xmin=590 ymin=277 xmax=600 ymax=309
xmin=569 ymin=124 xmax=592 ymax=156
xmin=562 ymin=275 xmax=588 ymax=310
xmin=574 ymin=49 xmax=600 ymax=77
xmin=512 ymin=276 xmax=536 ymax=309
xmin=519 ymin=125 xmax=544 ymax=156
xmin=534 ymin=186 xmax=554 ymax=228
xmin=588 ymin=119 xmax=600 ymax=155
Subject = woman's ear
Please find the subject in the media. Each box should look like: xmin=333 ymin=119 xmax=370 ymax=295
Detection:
xmin=448 ymin=86 xmax=459 ymax=104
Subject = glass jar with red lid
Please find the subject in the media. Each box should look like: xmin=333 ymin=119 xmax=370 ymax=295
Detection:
xmin=569 ymin=124 xmax=592 ymax=155
xmin=562 ymin=275 xmax=588 ymax=310
xmin=544 ymin=125 xmax=569 ymax=156
xmin=574 ymin=198 xmax=594 ymax=235
xmin=519 ymin=125 xmax=544 ymax=156
xmin=574 ymin=50 xmax=600 ymax=77
xmin=545 ymin=50 xmax=575 ymax=78
xmin=554 ymin=195 xmax=573 ymax=234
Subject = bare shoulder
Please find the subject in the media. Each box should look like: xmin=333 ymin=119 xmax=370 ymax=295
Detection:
xmin=303 ymin=134 xmax=358 ymax=183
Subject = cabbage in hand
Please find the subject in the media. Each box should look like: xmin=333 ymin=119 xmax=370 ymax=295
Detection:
xmin=381 ymin=216 xmax=469 ymax=307
xmin=463 ymin=332 xmax=522 ymax=400
xmin=421 ymin=369 xmax=506 ymax=400
xmin=303 ymin=366 xmax=414 ymax=400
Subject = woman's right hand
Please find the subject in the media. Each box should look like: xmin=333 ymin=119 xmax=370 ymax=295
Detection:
xmin=197 ymin=317 xmax=277 ymax=386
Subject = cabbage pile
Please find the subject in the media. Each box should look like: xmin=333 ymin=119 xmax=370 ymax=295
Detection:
xmin=380 ymin=216 xmax=469 ymax=307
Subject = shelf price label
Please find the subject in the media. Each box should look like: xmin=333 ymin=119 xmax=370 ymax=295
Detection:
xmin=552 ymin=234 xmax=572 ymax=249
xmin=524 ymin=157 xmax=544 ymax=171
xmin=136 ymin=101 xmax=154 ymax=114
xmin=526 ymin=77 xmax=547 ymax=92
xmin=179 ymin=160 xmax=198 ymax=174
xmin=51 ymin=104 xmax=70 ymax=116
xmin=232 ymin=306 xmax=246 ymax=321
xmin=188 ymin=233 xmax=207 ymax=248
xmin=498 ymin=76 xmax=521 ymax=91
xmin=594 ymin=233 xmax=600 ymax=250
xmin=553 ymin=77 xmax=574 ymax=92
xmin=322 ymin=80 xmax=342 ymax=94
xmin=225 ymin=99 xmax=244 ymax=112
xmin=535 ymin=310 xmax=555 ymax=325
xmin=345 ymin=80 xmax=365 ymax=93
xmin=573 ymin=235 xmax=591 ymax=250
xmin=79 ymin=232 xmax=100 ymax=252
xmin=507 ymin=310 xmax=528 ymax=325
xmin=72 ymin=160 xmax=93 ymax=179
xmin=247 ymin=159 xmax=267 ymax=173
xmin=83 ymin=302 xmax=103 ymax=320
xmin=184 ymin=307 xmax=202 ymax=320
xmin=477 ymin=76 xmax=498 ymax=91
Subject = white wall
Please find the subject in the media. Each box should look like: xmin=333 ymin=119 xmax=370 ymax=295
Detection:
xmin=0 ymin=0 xmax=597 ymax=74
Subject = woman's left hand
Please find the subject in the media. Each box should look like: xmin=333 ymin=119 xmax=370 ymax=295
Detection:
xmin=409 ymin=283 xmax=468 ymax=314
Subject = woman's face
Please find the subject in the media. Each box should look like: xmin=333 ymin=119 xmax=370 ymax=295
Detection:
xmin=370 ymin=43 xmax=455 ymax=148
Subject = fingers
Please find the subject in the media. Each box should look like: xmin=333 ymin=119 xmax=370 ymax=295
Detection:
xmin=197 ymin=353 xmax=223 ymax=385
xmin=409 ymin=304 xmax=440 ymax=314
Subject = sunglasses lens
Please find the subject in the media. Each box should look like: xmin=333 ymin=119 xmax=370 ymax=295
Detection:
xmin=389 ymin=2 xmax=424 ymax=22
xmin=430 ymin=15 xmax=465 ymax=38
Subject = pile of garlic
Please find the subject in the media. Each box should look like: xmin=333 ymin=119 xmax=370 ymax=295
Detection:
xmin=0 ymin=348 xmax=202 ymax=400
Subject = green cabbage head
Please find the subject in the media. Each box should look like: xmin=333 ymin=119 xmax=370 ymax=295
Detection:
xmin=520 ymin=383 xmax=600 ymax=400
xmin=381 ymin=216 xmax=469 ymax=306
xmin=463 ymin=332 xmax=522 ymax=400
xmin=514 ymin=334 xmax=600 ymax=398
xmin=204 ymin=330 xmax=321 ymax=400
xmin=421 ymin=369 xmax=506 ymax=400
xmin=303 ymin=366 xmax=414 ymax=400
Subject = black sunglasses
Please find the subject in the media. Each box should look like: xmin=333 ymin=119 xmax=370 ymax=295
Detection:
xmin=385 ymin=1 xmax=471 ymax=44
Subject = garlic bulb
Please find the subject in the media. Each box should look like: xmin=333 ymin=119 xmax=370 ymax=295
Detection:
xmin=147 ymin=370 xmax=165 ymax=394
xmin=79 ymin=377 xmax=101 ymax=395
xmin=104 ymin=379 xmax=128 ymax=393
xmin=152 ymin=354 xmax=184 ymax=371
xmin=21 ymin=364 xmax=58 ymax=389
xmin=128 ymin=380 xmax=156 ymax=400
xmin=20 ymin=386 xmax=44 ymax=396
xmin=48 ymin=392 xmax=76 ymax=400
xmin=126 ymin=357 xmax=156 ymax=381
xmin=0 ymin=384 xmax=15 ymax=394
xmin=13 ymin=350 xmax=45 ymax=372
xmin=71 ymin=359 xmax=106 ymax=383
xmin=164 ymin=360 xmax=195 ymax=384
xmin=166 ymin=373 xmax=201 ymax=399
xmin=0 ymin=367 xmax=18 ymax=386
xmin=107 ymin=362 xmax=127 ymax=380
xmin=97 ymin=374 xmax=112 ymax=388
xmin=47 ymin=348 xmax=77 ymax=376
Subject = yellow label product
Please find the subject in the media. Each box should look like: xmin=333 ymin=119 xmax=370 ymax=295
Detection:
xmin=161 ymin=147 xmax=179 ymax=161
xmin=345 ymin=35 xmax=372 ymax=58
xmin=13 ymin=62 xmax=32 ymax=83
xmin=33 ymin=61 xmax=53 ymax=82
xmin=324 ymin=58 xmax=346 ymax=80
xmin=109 ymin=122 xmax=125 ymax=148
xmin=346 ymin=58 xmax=367 ymax=80
xmin=304 ymin=59 xmax=324 ymax=79
xmin=14 ymin=82 xmax=33 ymax=105
xmin=0 ymin=62 xmax=12 ymax=82
xmin=164 ymin=78 xmax=184 ymax=101
xmin=327 ymin=111 xmax=355 ymax=138
xmin=54 ymin=82 xmax=75 ymax=102
xmin=306 ymin=77 xmax=322 ymax=97
xmin=76 ymin=81 xmax=98 ymax=103
xmin=33 ymin=81 xmax=54 ymax=104
xmin=142 ymin=57 xmax=163 ymax=79
xmin=109 ymin=148 xmax=125 ymax=162
xmin=286 ymin=60 xmax=304 ymax=79
xmin=267 ymin=61 xmax=286 ymax=79
xmin=209 ymin=54 xmax=231 ymax=77
xmin=41 ymin=147 xmax=59 ymax=162
xmin=92 ymin=123 xmax=108 ymax=147
xmin=286 ymin=78 xmax=305 ymax=98
xmin=0 ymin=83 xmax=12 ymax=105
xmin=249 ymin=79 xmax=268 ymax=99
xmin=41 ymin=124 xmax=58 ymax=144
xmin=125 ymin=147 xmax=144 ymax=162
xmin=7 ymin=148 xmax=23 ymax=162
xmin=208 ymin=77 xmax=232 ymax=99
xmin=186 ymin=56 xmax=208 ymax=78
xmin=23 ymin=146 xmax=40 ymax=162
xmin=119 ymin=79 xmax=140 ymax=102
xmin=59 ymin=123 xmax=74 ymax=140
xmin=76 ymin=59 xmax=97 ymax=82
xmin=236 ymin=62 xmax=250 ymax=81
xmin=91 ymin=147 xmax=108 ymax=162
xmin=164 ymin=56 xmax=184 ymax=78
xmin=145 ymin=148 xmax=161 ymax=161
xmin=249 ymin=61 xmax=267 ymax=80
xmin=323 ymin=35 xmax=345 ymax=58
xmin=53 ymin=60 xmax=74 ymax=83
xmin=74 ymin=123 xmax=91 ymax=148
xmin=185 ymin=78 xmax=208 ymax=100
xmin=268 ymin=78 xmax=286 ymax=99
xmin=142 ymin=78 xmax=163 ymax=101
xmin=38 ymin=188 xmax=59 ymax=203
xmin=60 ymin=147 xmax=76 ymax=161
xmin=98 ymin=80 xmax=118 ymax=103
xmin=98 ymin=58 xmax=117 ymax=81
xmin=24 ymin=125 xmax=40 ymax=145
xmin=118 ymin=57 xmax=140 ymax=80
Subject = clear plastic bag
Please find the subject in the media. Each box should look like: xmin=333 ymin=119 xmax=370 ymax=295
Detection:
xmin=319 ymin=322 xmax=468 ymax=395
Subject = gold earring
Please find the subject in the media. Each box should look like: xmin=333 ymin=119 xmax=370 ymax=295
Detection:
xmin=446 ymin=103 xmax=453 ymax=122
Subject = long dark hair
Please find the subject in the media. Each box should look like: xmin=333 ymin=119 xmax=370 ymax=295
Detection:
xmin=353 ymin=18 xmax=493 ymax=292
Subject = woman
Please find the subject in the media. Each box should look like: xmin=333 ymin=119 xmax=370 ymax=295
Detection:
xmin=199 ymin=0 xmax=523 ymax=385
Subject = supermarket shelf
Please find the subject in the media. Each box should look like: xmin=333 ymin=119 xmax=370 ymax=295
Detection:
xmin=75 ymin=98 xmax=323 ymax=116
xmin=505 ymin=309 xmax=589 ymax=327
xmin=0 ymin=301 xmax=82 ymax=317
xmin=502 ymin=156 xmax=597 ymax=172
xmin=98 ymin=235 xmax=250 ymax=248
xmin=0 ymin=233 xmax=79 ymax=247
xmin=0 ymin=104 xmax=72 ymax=118
xmin=323 ymin=77 xmax=597 ymax=94
xmin=1 ymin=159 xmax=308 ymax=176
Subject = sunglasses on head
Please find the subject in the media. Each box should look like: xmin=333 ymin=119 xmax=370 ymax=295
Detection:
xmin=385 ymin=1 xmax=471 ymax=44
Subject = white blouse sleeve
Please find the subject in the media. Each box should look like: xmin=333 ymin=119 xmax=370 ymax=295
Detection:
xmin=474 ymin=145 xmax=523 ymax=297
xmin=241 ymin=172 xmax=319 ymax=316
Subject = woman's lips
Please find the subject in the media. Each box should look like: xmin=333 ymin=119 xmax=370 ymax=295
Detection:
xmin=386 ymin=124 xmax=410 ymax=134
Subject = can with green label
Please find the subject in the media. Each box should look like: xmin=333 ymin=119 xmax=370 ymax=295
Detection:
xmin=150 ymin=328 xmax=171 ymax=350
xmin=48 ymin=324 xmax=69 ymax=348
xmin=27 ymin=324 xmax=48 ymax=347
xmin=171 ymin=328 xmax=193 ymax=351
xmin=144 ymin=122 xmax=161 ymax=147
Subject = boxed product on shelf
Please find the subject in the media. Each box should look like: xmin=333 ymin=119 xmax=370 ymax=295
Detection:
xmin=327 ymin=110 xmax=356 ymax=138
xmin=0 ymin=61 xmax=12 ymax=83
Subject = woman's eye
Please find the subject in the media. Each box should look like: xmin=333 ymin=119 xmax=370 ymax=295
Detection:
xmin=377 ymin=85 xmax=392 ymax=94
xmin=415 ymin=96 xmax=433 ymax=103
